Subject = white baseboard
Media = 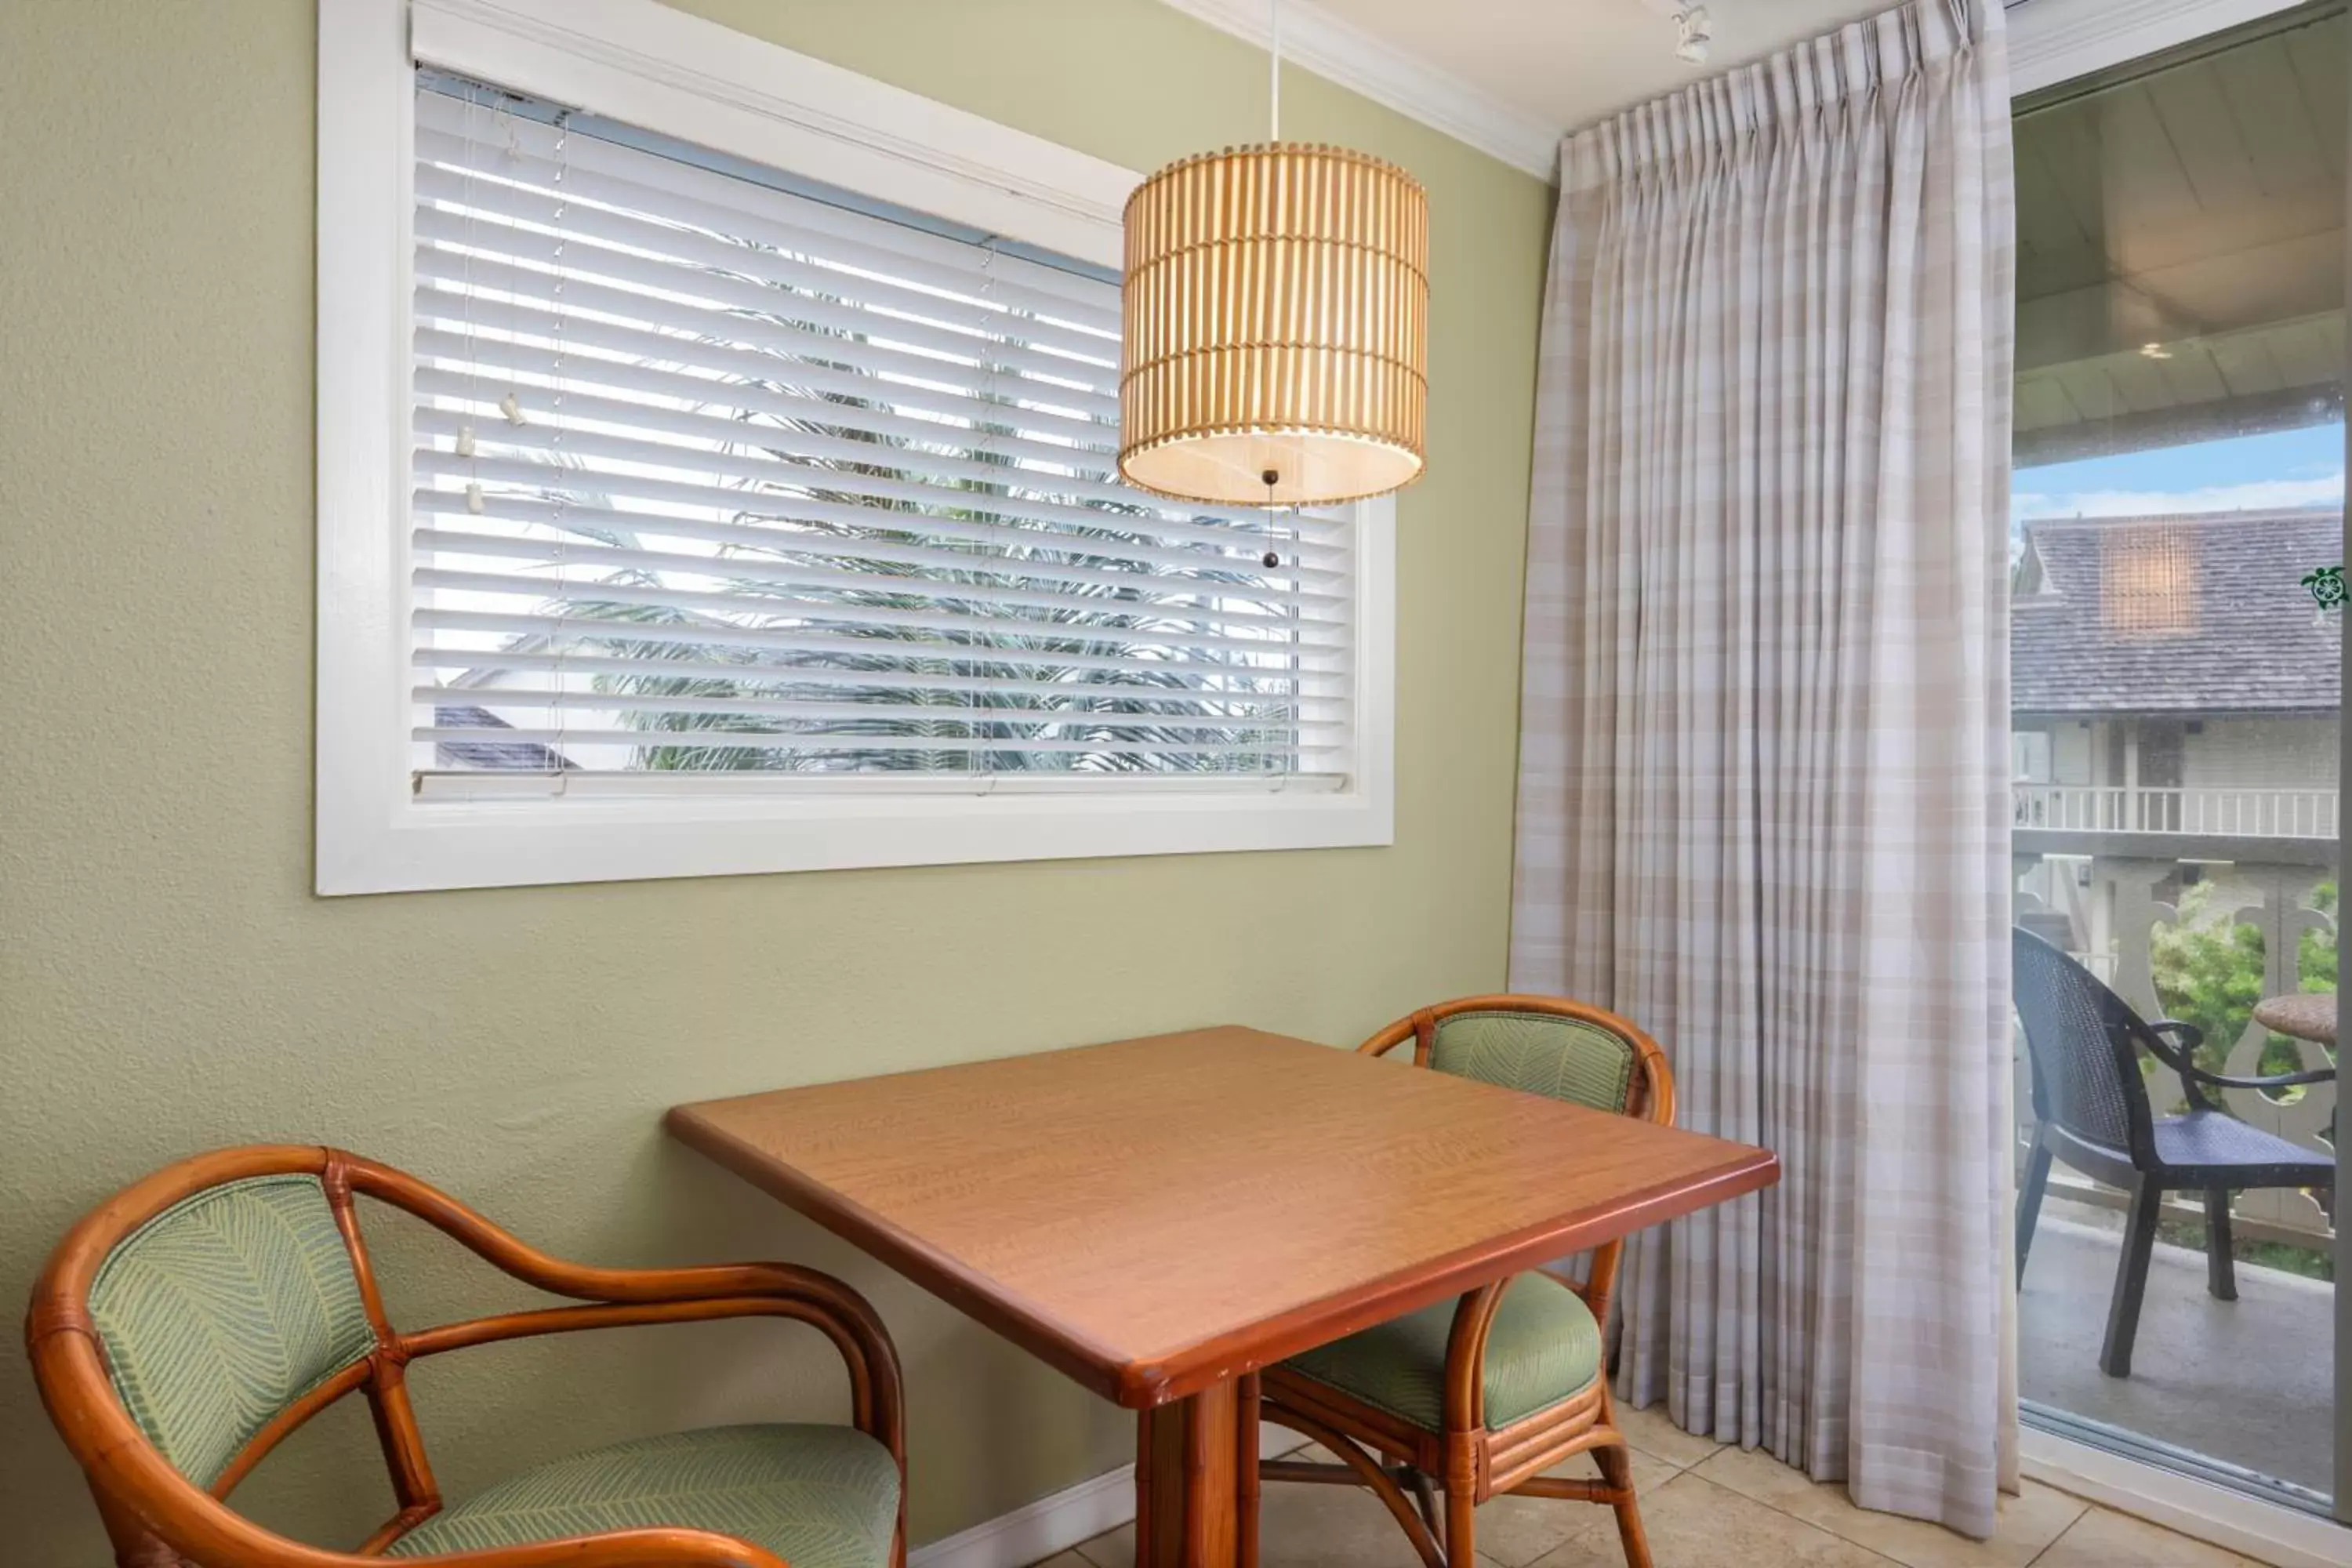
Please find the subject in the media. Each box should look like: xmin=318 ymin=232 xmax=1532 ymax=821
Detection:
xmin=909 ymin=1426 xmax=1304 ymax=1568
xmin=909 ymin=1461 xmax=1135 ymax=1568
xmin=2020 ymin=1428 xmax=2351 ymax=1568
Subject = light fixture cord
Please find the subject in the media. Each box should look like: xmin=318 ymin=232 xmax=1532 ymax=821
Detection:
xmin=1269 ymin=0 xmax=1281 ymax=142
xmin=1263 ymin=470 xmax=1282 ymax=780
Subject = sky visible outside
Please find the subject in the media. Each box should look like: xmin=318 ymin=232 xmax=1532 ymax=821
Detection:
xmin=2013 ymin=421 xmax=2346 ymax=535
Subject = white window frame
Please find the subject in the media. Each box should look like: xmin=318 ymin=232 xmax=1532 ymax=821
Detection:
xmin=317 ymin=0 xmax=1396 ymax=895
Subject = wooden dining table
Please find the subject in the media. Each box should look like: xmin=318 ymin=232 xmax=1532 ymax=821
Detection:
xmin=666 ymin=1025 xmax=1777 ymax=1568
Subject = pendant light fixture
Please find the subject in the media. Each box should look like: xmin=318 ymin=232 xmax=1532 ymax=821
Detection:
xmin=1118 ymin=0 xmax=1430 ymax=508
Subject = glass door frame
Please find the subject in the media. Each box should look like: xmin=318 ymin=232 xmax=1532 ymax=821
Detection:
xmin=2005 ymin=0 xmax=2350 ymax=1531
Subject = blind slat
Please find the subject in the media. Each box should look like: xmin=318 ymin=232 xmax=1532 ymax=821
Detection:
xmin=417 ymin=608 xmax=1344 ymax=685
xmin=416 ymin=649 xmax=1344 ymax=706
xmin=412 ymin=525 xmax=1338 ymax=631
xmin=415 ymin=685 xmax=1339 ymax=733
xmin=413 ymin=566 xmax=1344 ymax=659
xmin=418 ymin=728 xmax=1334 ymax=759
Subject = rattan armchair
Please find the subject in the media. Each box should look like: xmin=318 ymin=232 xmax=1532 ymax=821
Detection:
xmin=2013 ymin=927 xmax=2336 ymax=1377
xmin=1255 ymin=995 xmax=1674 ymax=1568
xmin=27 ymin=1145 xmax=906 ymax=1568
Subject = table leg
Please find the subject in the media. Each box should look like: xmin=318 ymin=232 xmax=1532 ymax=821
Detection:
xmin=1135 ymin=1375 xmax=1258 ymax=1568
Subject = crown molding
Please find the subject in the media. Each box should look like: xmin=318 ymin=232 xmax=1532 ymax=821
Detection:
xmin=2008 ymin=0 xmax=2303 ymax=96
xmin=1152 ymin=0 xmax=1562 ymax=180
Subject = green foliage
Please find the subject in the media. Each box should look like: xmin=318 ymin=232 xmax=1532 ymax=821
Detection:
xmin=2303 ymin=879 xmax=2339 ymax=992
xmin=2153 ymin=1211 xmax=2333 ymax=1281
xmin=2148 ymin=879 xmax=2337 ymax=1083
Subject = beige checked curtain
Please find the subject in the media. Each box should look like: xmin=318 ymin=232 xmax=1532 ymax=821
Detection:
xmin=1509 ymin=0 xmax=2018 ymax=1537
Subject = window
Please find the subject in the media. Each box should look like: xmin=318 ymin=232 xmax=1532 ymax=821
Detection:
xmin=2005 ymin=0 xmax=2343 ymax=1518
xmin=318 ymin=0 xmax=1393 ymax=893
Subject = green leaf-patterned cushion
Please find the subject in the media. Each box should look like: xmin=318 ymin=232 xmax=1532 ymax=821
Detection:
xmin=1430 ymin=1011 xmax=1635 ymax=1112
xmin=87 ymin=1174 xmax=376 ymax=1488
xmin=1280 ymin=1272 xmax=1601 ymax=1432
xmin=389 ymin=1425 xmax=900 ymax=1568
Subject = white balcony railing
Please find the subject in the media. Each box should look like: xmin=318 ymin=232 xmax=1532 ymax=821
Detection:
xmin=2016 ymin=850 xmax=2337 ymax=1247
xmin=2014 ymin=783 xmax=2339 ymax=840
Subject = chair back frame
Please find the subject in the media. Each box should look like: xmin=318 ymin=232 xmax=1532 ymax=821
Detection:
xmin=2012 ymin=927 xmax=2165 ymax=1171
xmin=27 ymin=1144 xmax=906 ymax=1568
xmin=1264 ymin=994 xmax=1674 ymax=1568
xmin=1360 ymin=992 xmax=1676 ymax=1385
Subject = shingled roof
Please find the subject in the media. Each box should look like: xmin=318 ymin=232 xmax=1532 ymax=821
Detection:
xmin=432 ymin=704 xmax=578 ymax=771
xmin=2012 ymin=509 xmax=2342 ymax=717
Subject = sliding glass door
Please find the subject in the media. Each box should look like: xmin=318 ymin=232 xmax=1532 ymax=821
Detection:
xmin=2009 ymin=0 xmax=2344 ymax=1519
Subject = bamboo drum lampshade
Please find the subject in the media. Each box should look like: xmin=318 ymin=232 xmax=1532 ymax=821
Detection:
xmin=1118 ymin=142 xmax=1429 ymax=508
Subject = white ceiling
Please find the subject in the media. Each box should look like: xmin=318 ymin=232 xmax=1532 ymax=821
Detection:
xmin=1156 ymin=0 xmax=1947 ymax=176
xmin=1162 ymin=2 xmax=2326 ymax=177
xmin=1314 ymin=0 xmax=1892 ymax=132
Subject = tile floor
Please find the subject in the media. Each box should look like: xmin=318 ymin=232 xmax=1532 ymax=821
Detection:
xmin=1031 ymin=1407 xmax=2265 ymax=1568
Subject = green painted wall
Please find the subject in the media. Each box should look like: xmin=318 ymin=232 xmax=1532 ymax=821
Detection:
xmin=0 ymin=2 xmax=1551 ymax=1561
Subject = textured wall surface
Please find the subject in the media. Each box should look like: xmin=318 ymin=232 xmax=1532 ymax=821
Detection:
xmin=0 ymin=2 xmax=1552 ymax=1562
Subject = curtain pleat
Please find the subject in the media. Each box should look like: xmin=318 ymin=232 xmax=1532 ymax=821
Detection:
xmin=1510 ymin=0 xmax=2018 ymax=1537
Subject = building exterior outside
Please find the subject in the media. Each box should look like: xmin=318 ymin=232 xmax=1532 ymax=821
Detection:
xmin=2009 ymin=505 xmax=2340 ymax=1261
xmin=2013 ymin=507 xmax=2342 ymax=841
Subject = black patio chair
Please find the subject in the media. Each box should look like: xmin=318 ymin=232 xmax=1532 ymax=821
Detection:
xmin=2012 ymin=927 xmax=2336 ymax=1378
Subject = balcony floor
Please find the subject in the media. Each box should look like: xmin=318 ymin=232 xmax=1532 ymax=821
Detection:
xmin=2021 ymin=1205 xmax=2334 ymax=1497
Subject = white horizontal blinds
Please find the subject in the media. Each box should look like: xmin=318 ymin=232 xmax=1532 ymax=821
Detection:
xmin=408 ymin=79 xmax=1355 ymax=782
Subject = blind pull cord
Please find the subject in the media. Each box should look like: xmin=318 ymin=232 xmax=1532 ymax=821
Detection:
xmin=546 ymin=112 xmax=572 ymax=786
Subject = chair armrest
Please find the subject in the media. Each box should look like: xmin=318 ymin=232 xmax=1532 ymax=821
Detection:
xmin=397 ymin=1271 xmax=904 ymax=1462
xmin=2140 ymin=1020 xmax=2336 ymax=1095
xmin=1358 ymin=1006 xmax=1438 ymax=1064
xmin=345 ymin=1157 xmax=904 ymax=1459
xmin=2182 ymin=1062 xmax=2337 ymax=1092
xmin=2136 ymin=1023 xmax=2216 ymax=1109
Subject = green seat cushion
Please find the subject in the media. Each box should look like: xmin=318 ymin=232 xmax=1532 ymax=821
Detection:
xmin=1430 ymin=1011 xmax=1635 ymax=1113
xmin=88 ymin=1174 xmax=376 ymax=1488
xmin=1280 ymin=1272 xmax=1601 ymax=1432
xmin=390 ymin=1425 xmax=898 ymax=1568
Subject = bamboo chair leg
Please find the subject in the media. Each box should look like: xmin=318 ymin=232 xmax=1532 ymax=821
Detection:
xmin=1592 ymin=1437 xmax=1651 ymax=1568
xmin=1594 ymin=1385 xmax=1653 ymax=1568
xmin=1401 ymin=1464 xmax=1441 ymax=1536
xmin=1443 ymin=1486 xmax=1476 ymax=1568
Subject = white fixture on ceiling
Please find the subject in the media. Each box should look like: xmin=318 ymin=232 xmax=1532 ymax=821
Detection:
xmin=1642 ymin=0 xmax=1715 ymax=66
